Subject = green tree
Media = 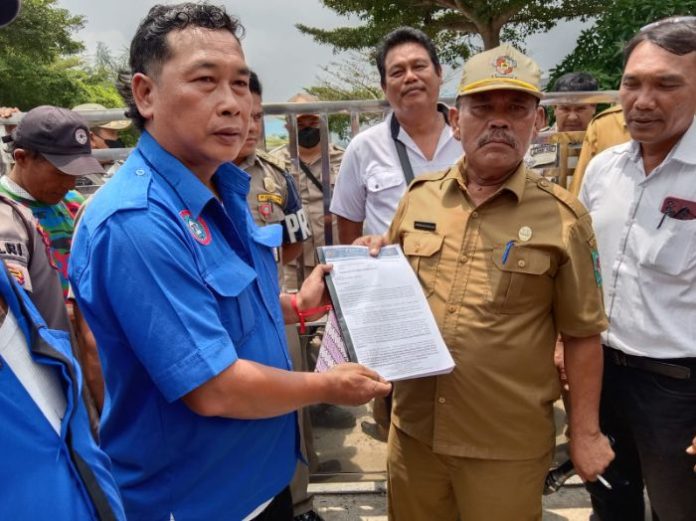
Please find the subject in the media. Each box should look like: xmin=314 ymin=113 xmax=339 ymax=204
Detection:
xmin=297 ymin=0 xmax=604 ymax=65
xmin=549 ymin=0 xmax=696 ymax=89
xmin=305 ymin=52 xmax=384 ymax=140
xmin=0 ymin=0 xmax=126 ymax=111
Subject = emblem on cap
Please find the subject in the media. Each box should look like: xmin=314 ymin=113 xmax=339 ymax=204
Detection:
xmin=74 ymin=128 xmax=88 ymax=145
xmin=493 ymin=56 xmax=517 ymax=76
xmin=179 ymin=210 xmax=211 ymax=245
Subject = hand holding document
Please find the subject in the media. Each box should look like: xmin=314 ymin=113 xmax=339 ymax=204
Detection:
xmin=315 ymin=245 xmax=454 ymax=381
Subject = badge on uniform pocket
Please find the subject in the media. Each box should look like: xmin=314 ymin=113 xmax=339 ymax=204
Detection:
xmin=258 ymin=202 xmax=273 ymax=218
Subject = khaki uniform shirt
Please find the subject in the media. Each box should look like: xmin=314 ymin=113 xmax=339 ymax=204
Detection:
xmin=569 ymin=106 xmax=630 ymax=196
xmin=274 ymin=145 xmax=343 ymax=288
xmin=387 ymin=158 xmax=608 ymax=460
xmin=241 ymin=151 xmax=311 ymax=274
xmin=0 ymin=195 xmax=70 ymax=331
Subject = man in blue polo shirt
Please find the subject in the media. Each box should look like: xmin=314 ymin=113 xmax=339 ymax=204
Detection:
xmin=69 ymin=4 xmax=391 ymax=521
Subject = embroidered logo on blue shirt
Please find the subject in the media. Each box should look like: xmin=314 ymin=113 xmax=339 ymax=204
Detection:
xmin=179 ymin=210 xmax=211 ymax=246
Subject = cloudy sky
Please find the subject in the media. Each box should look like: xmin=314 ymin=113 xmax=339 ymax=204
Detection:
xmin=57 ymin=0 xmax=591 ymax=103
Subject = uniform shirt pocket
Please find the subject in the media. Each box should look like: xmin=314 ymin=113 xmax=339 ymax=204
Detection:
xmin=203 ymin=262 xmax=257 ymax=347
xmin=402 ymin=232 xmax=444 ymax=297
xmin=366 ymin=169 xmax=404 ymax=194
xmin=490 ymin=246 xmax=553 ymax=314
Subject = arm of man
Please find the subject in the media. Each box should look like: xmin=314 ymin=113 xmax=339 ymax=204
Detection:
xmin=73 ymin=303 xmax=105 ymax=412
xmin=72 ymin=208 xmax=390 ymax=423
xmin=337 ymin=216 xmax=363 ymax=245
xmin=562 ymin=333 xmax=614 ymax=481
xmin=183 ymin=360 xmax=390 ymax=419
xmin=281 ymin=242 xmax=303 ymax=264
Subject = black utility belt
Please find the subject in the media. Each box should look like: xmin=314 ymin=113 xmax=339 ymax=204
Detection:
xmin=603 ymin=345 xmax=694 ymax=380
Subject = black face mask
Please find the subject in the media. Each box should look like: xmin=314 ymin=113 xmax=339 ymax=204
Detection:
xmin=105 ymin=138 xmax=125 ymax=149
xmin=297 ymin=127 xmax=320 ymax=148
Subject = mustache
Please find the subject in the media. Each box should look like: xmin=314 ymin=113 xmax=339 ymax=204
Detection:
xmin=478 ymin=130 xmax=517 ymax=149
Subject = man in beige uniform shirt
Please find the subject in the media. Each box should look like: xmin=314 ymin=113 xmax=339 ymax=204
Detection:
xmin=360 ymin=44 xmax=614 ymax=521
xmin=274 ymin=93 xmax=343 ymax=290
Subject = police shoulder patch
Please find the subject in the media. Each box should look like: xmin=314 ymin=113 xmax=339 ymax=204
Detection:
xmin=257 ymin=149 xmax=288 ymax=173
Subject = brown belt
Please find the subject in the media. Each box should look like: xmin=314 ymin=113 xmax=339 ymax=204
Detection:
xmin=603 ymin=346 xmax=692 ymax=380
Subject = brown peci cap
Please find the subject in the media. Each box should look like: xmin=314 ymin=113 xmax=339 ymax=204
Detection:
xmin=457 ymin=43 xmax=543 ymax=99
xmin=12 ymin=106 xmax=105 ymax=176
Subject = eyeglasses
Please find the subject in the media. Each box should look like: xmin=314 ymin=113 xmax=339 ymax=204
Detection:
xmin=640 ymin=16 xmax=696 ymax=32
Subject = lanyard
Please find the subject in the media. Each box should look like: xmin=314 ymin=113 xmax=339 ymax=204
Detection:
xmin=390 ymin=103 xmax=450 ymax=185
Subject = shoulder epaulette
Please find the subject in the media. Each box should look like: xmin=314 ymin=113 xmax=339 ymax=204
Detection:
xmin=593 ymin=105 xmax=623 ymax=121
xmin=535 ymin=177 xmax=588 ymax=218
xmin=407 ymin=169 xmax=449 ymax=191
xmin=256 ymin=149 xmax=288 ymax=172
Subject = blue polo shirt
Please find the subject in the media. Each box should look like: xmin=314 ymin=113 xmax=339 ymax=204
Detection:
xmin=0 ymin=266 xmax=125 ymax=520
xmin=69 ymin=132 xmax=298 ymax=520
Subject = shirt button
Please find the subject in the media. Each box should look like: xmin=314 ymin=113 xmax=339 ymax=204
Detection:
xmin=471 ymin=211 xmax=479 ymax=218
xmin=461 ymin=254 xmax=469 ymax=263
xmin=539 ymin=179 xmax=549 ymax=188
xmin=438 ymin=397 xmax=446 ymax=404
xmin=135 ymin=169 xmax=145 ymax=176
xmin=448 ymin=305 xmax=457 ymax=313
xmin=517 ymin=259 xmax=526 ymax=268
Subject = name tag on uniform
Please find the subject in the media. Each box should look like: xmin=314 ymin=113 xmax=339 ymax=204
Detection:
xmin=414 ymin=221 xmax=437 ymax=232
xmin=528 ymin=143 xmax=558 ymax=168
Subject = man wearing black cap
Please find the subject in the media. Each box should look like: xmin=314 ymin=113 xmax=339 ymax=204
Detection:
xmin=0 ymin=105 xmax=104 ymax=300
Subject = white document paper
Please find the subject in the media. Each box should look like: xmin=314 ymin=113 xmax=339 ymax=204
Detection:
xmin=317 ymin=244 xmax=454 ymax=381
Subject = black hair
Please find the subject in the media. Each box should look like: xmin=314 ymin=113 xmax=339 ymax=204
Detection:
xmin=624 ymin=16 xmax=696 ymax=63
xmin=122 ymin=3 xmax=244 ymax=130
xmin=375 ymin=27 xmax=441 ymax=88
xmin=249 ymin=70 xmax=262 ymax=97
xmin=552 ymin=72 xmax=598 ymax=92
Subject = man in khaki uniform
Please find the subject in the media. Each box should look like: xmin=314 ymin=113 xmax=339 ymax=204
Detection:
xmin=0 ymin=195 xmax=69 ymax=332
xmin=360 ymin=44 xmax=614 ymax=521
xmin=527 ymin=72 xmax=599 ymax=189
xmin=273 ymin=93 xmax=343 ymax=290
xmin=568 ymin=105 xmax=630 ymax=196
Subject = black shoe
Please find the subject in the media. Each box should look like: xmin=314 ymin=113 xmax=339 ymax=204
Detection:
xmin=360 ymin=420 xmax=388 ymax=442
xmin=294 ymin=510 xmax=325 ymax=521
xmin=310 ymin=404 xmax=356 ymax=429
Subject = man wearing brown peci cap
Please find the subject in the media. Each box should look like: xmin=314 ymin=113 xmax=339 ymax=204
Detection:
xmin=0 ymin=106 xmax=103 ymax=299
xmin=357 ymin=44 xmax=614 ymax=520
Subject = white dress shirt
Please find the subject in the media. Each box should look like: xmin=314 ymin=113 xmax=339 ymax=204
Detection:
xmin=580 ymin=118 xmax=696 ymax=358
xmin=330 ymin=112 xmax=462 ymax=236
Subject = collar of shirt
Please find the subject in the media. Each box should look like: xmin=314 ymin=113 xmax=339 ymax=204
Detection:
xmin=237 ymin=153 xmax=258 ymax=172
xmin=390 ymin=111 xmax=455 ymax=162
xmin=449 ymin=157 xmax=527 ymax=204
xmin=1 ymin=175 xmax=35 ymax=201
xmin=137 ymin=131 xmax=251 ymax=220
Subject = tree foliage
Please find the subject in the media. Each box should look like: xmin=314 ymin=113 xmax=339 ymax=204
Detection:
xmin=549 ymin=0 xmax=696 ymax=90
xmin=305 ymin=52 xmax=384 ymax=141
xmin=297 ymin=0 xmax=605 ymax=65
xmin=0 ymin=0 xmax=125 ymax=111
